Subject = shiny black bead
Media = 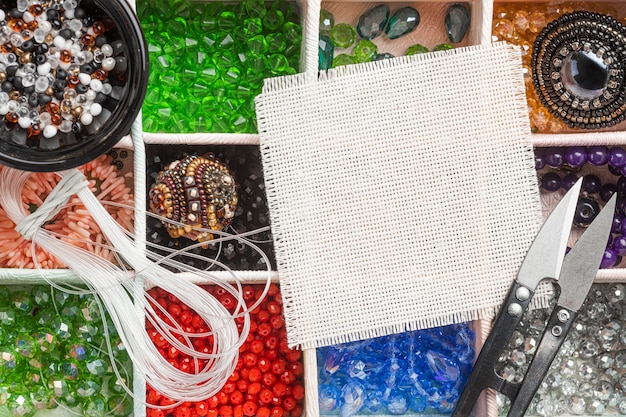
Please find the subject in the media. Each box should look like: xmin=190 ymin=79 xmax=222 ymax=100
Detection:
xmin=59 ymin=29 xmax=72 ymax=40
xmin=50 ymin=19 xmax=62 ymax=29
xmin=76 ymin=84 xmax=88 ymax=94
xmin=38 ymin=94 xmax=52 ymax=106
xmin=541 ymin=172 xmax=561 ymax=192
xmin=12 ymin=77 xmax=22 ymax=90
xmin=6 ymin=65 xmax=18 ymax=77
xmin=95 ymin=36 xmax=108 ymax=47
xmin=574 ymin=196 xmax=600 ymax=227
xmin=28 ymin=94 xmax=38 ymax=108
xmin=1 ymin=81 xmax=13 ymax=93
xmin=33 ymin=54 xmax=46 ymax=65
xmin=21 ymin=40 xmax=34 ymax=52
xmin=53 ymin=79 xmax=65 ymax=91
xmin=46 ymin=9 xmax=59 ymax=20
xmin=56 ymin=69 xmax=67 ymax=80
xmin=54 ymin=90 xmax=64 ymax=100
xmin=95 ymin=93 xmax=107 ymax=104
xmin=9 ymin=9 xmax=23 ymax=19
xmin=36 ymin=43 xmax=49 ymax=54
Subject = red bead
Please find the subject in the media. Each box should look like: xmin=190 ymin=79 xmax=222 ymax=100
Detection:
xmin=207 ymin=396 xmax=220 ymax=408
xmin=195 ymin=401 xmax=208 ymax=417
xmin=223 ymin=382 xmax=237 ymax=394
xmin=285 ymin=350 xmax=301 ymax=363
xmin=206 ymin=409 xmax=218 ymax=417
xmin=270 ymin=315 xmax=284 ymax=329
xmin=256 ymin=310 xmax=270 ymax=323
xmin=167 ymin=346 xmax=179 ymax=359
xmin=265 ymin=349 xmax=279 ymax=360
xmin=258 ymin=388 xmax=273 ymax=405
xmin=248 ymin=382 xmax=262 ymax=395
xmin=287 ymin=362 xmax=304 ymax=376
xmin=228 ymin=370 xmax=240 ymax=382
xmin=257 ymin=358 xmax=271 ymax=373
xmin=148 ymin=408 xmax=165 ymax=417
xmin=191 ymin=314 xmax=204 ymax=329
xmin=267 ymin=301 xmax=281 ymax=315
xmin=242 ymin=353 xmax=257 ymax=367
xmin=262 ymin=372 xmax=276 ymax=387
xmin=243 ymin=286 xmax=256 ymax=301
xmin=233 ymin=405 xmax=244 ymax=417
xmin=249 ymin=340 xmax=264 ymax=354
xmin=270 ymin=406 xmax=284 ymax=417
xmin=280 ymin=371 xmax=296 ymax=385
xmin=229 ymin=390 xmax=243 ymax=405
xmin=257 ymin=407 xmax=271 ymax=417
xmin=179 ymin=310 xmax=193 ymax=325
xmin=265 ymin=336 xmax=279 ymax=350
xmin=217 ymin=392 xmax=229 ymax=405
xmin=146 ymin=388 xmax=162 ymax=405
xmin=291 ymin=404 xmax=303 ymax=417
xmin=271 ymin=359 xmax=286 ymax=375
xmin=218 ymin=405 xmax=233 ymax=417
xmin=247 ymin=367 xmax=261 ymax=382
xmin=174 ymin=405 xmax=192 ymax=417
xmin=268 ymin=284 xmax=280 ymax=297
xmin=236 ymin=379 xmax=249 ymax=393
xmin=220 ymin=294 xmax=236 ymax=310
xmin=291 ymin=384 xmax=305 ymax=400
xmin=243 ymin=401 xmax=257 ymax=417
xmin=272 ymin=382 xmax=287 ymax=397
xmin=168 ymin=303 xmax=182 ymax=318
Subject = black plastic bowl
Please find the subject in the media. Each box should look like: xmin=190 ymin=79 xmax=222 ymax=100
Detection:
xmin=0 ymin=0 xmax=148 ymax=172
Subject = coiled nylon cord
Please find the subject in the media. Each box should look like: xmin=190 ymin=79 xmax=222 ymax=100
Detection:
xmin=0 ymin=166 xmax=273 ymax=404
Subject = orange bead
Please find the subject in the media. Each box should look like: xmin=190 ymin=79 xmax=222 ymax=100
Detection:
xmin=5 ymin=112 xmax=18 ymax=124
xmin=92 ymin=69 xmax=108 ymax=81
xmin=1 ymin=42 xmax=14 ymax=53
xmin=81 ymin=34 xmax=95 ymax=46
xmin=46 ymin=102 xmax=60 ymax=114
xmin=29 ymin=4 xmax=44 ymax=15
xmin=8 ymin=19 xmax=25 ymax=31
xmin=60 ymin=50 xmax=72 ymax=63
xmin=92 ymin=21 xmax=105 ymax=35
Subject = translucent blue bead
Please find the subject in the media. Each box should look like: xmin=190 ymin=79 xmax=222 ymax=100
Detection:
xmin=382 ymin=388 xmax=409 ymax=415
xmin=321 ymin=346 xmax=344 ymax=377
xmin=426 ymin=350 xmax=460 ymax=383
xmin=340 ymin=381 xmax=366 ymax=417
xmin=346 ymin=356 xmax=383 ymax=380
xmin=410 ymin=387 xmax=428 ymax=412
xmin=318 ymin=383 xmax=340 ymax=412
xmin=364 ymin=390 xmax=383 ymax=413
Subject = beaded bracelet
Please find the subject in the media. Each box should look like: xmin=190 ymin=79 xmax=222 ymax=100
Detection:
xmin=535 ymin=145 xmax=626 ymax=268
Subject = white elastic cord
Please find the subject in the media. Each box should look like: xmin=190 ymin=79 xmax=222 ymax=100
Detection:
xmin=0 ymin=166 xmax=271 ymax=404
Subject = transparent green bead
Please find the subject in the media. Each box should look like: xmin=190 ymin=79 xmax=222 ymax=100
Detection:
xmin=353 ymin=39 xmax=377 ymax=63
xmin=14 ymin=334 xmax=35 ymax=358
xmin=224 ymin=67 xmax=242 ymax=85
xmin=267 ymin=33 xmax=287 ymax=53
xmin=61 ymin=304 xmax=80 ymax=321
xmin=80 ymin=298 xmax=101 ymax=323
xmin=406 ymin=43 xmax=429 ymax=55
xmin=283 ymin=21 xmax=302 ymax=44
xmin=163 ymin=36 xmax=185 ymax=55
xmin=320 ymin=9 xmax=334 ymax=36
xmin=241 ymin=0 xmax=267 ymax=19
xmin=68 ymin=342 xmax=89 ymax=361
xmin=331 ymin=23 xmax=356 ymax=48
xmin=7 ymin=394 xmax=34 ymax=417
xmin=243 ymin=17 xmax=262 ymax=36
xmin=76 ymin=379 xmax=101 ymax=397
xmin=86 ymin=358 xmax=108 ymax=376
xmin=48 ymin=375 xmax=70 ymax=397
xmin=263 ymin=9 xmax=284 ymax=31
xmin=30 ymin=385 xmax=52 ymax=410
xmin=169 ymin=16 xmax=188 ymax=37
xmin=83 ymin=395 xmax=107 ymax=417
xmin=433 ymin=43 xmax=454 ymax=51
xmin=267 ymin=54 xmax=289 ymax=74
xmin=0 ymin=308 xmax=16 ymax=326
xmin=31 ymin=287 xmax=51 ymax=306
xmin=108 ymin=396 xmax=133 ymax=417
xmin=200 ymin=34 xmax=216 ymax=51
xmin=216 ymin=32 xmax=235 ymax=50
xmin=218 ymin=10 xmax=236 ymax=31
xmin=11 ymin=292 xmax=33 ymax=314
xmin=59 ymin=360 xmax=79 ymax=380
xmin=248 ymin=35 xmax=268 ymax=55
xmin=34 ymin=329 xmax=56 ymax=353
xmin=332 ymin=53 xmax=356 ymax=68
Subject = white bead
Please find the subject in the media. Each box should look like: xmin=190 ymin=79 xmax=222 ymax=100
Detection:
xmin=101 ymin=83 xmax=112 ymax=95
xmin=0 ymin=11 xmax=5 ymax=21
xmin=0 ymin=104 xmax=8 ymax=116
xmin=39 ymin=21 xmax=51 ymax=32
xmin=90 ymin=103 xmax=102 ymax=117
xmin=79 ymin=73 xmax=91 ymax=85
xmin=80 ymin=112 xmax=93 ymax=126
xmin=22 ymin=12 xmax=34 ymax=23
xmin=37 ymin=62 xmax=51 ymax=76
xmin=101 ymin=58 xmax=116 ymax=71
xmin=18 ymin=117 xmax=31 ymax=129
xmin=54 ymin=36 xmax=66 ymax=49
xmin=43 ymin=125 xmax=58 ymax=138
xmin=101 ymin=44 xmax=113 ymax=57
xmin=64 ymin=9 xmax=74 ymax=19
xmin=89 ymin=79 xmax=103 ymax=92
xmin=34 ymin=28 xmax=46 ymax=43
xmin=85 ymin=90 xmax=97 ymax=101
xmin=64 ymin=40 xmax=73 ymax=50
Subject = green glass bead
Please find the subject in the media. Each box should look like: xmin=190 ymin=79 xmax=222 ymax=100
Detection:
xmin=285 ymin=43 xmax=300 ymax=59
xmin=385 ymin=7 xmax=420 ymax=39
xmin=30 ymin=385 xmax=51 ymax=409
xmin=59 ymin=360 xmax=79 ymax=380
xmin=170 ymin=0 xmax=191 ymax=18
xmin=233 ymin=84 xmax=252 ymax=100
xmin=51 ymin=318 xmax=72 ymax=340
xmin=0 ymin=308 xmax=16 ymax=327
xmin=14 ymin=334 xmax=35 ymax=358
xmin=216 ymin=32 xmax=235 ymax=49
xmin=445 ymin=4 xmax=471 ymax=43
xmin=200 ymin=35 xmax=216 ymax=51
xmin=332 ymin=53 xmax=356 ymax=68
xmin=331 ymin=23 xmax=356 ymax=49
xmin=86 ymin=358 xmax=108 ymax=376
xmin=241 ymin=0 xmax=267 ymax=19
xmin=52 ymin=291 xmax=71 ymax=307
xmin=61 ymin=304 xmax=80 ymax=321
xmin=267 ymin=54 xmax=289 ymax=74
xmin=11 ymin=292 xmax=32 ymax=314
xmin=190 ymin=82 xmax=210 ymax=96
xmin=108 ymin=376 xmax=130 ymax=395
xmin=243 ymin=18 xmax=263 ymax=37
xmin=319 ymin=35 xmax=334 ymax=70
xmin=248 ymin=35 xmax=268 ymax=55
xmin=0 ymin=287 xmax=9 ymax=306
xmin=169 ymin=17 xmax=188 ymax=37
xmin=218 ymin=11 xmax=236 ymax=31
xmin=201 ymin=67 xmax=219 ymax=84
xmin=353 ymin=39 xmax=378 ymax=63
xmin=7 ymin=394 xmax=34 ymax=417
xmin=191 ymin=116 xmax=213 ymax=132
xmin=224 ymin=67 xmax=242 ymax=85
xmin=80 ymin=298 xmax=101 ymax=323
xmin=263 ymin=9 xmax=284 ymax=31
xmin=36 ymin=310 xmax=55 ymax=327
xmin=406 ymin=43 xmax=429 ymax=55
xmin=68 ymin=342 xmax=89 ymax=361
xmin=83 ymin=395 xmax=107 ymax=417
xmin=77 ymin=323 xmax=98 ymax=342
xmin=76 ymin=379 xmax=101 ymax=397
xmin=0 ymin=347 xmax=18 ymax=371
xmin=320 ymin=9 xmax=334 ymax=36
xmin=433 ymin=43 xmax=454 ymax=51
xmin=186 ymin=51 xmax=209 ymax=68
xmin=31 ymin=287 xmax=51 ymax=306
xmin=267 ymin=33 xmax=287 ymax=53
xmin=373 ymin=52 xmax=395 ymax=61
xmin=48 ymin=375 xmax=70 ymax=397
xmin=0 ymin=385 xmax=9 ymax=406
xmin=109 ymin=396 xmax=133 ymax=417
xmin=283 ymin=21 xmax=302 ymax=44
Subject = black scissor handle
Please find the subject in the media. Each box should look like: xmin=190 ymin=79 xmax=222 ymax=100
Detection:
xmin=453 ymin=280 xmax=534 ymax=417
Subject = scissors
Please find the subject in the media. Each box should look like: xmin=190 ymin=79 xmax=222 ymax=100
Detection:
xmin=453 ymin=178 xmax=616 ymax=417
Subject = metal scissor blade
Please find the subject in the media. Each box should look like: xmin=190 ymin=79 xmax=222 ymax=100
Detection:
xmin=507 ymin=194 xmax=617 ymax=417
xmin=516 ymin=178 xmax=582 ymax=288
xmin=557 ymin=193 xmax=617 ymax=310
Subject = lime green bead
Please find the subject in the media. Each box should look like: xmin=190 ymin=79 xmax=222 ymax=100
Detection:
xmin=406 ymin=43 xmax=429 ymax=55
xmin=332 ymin=53 xmax=356 ymax=67
xmin=268 ymin=54 xmax=289 ymax=73
xmin=433 ymin=43 xmax=454 ymax=51
xmin=218 ymin=11 xmax=237 ymax=31
xmin=320 ymin=9 xmax=334 ymax=36
xmin=353 ymin=39 xmax=377 ymax=63
xmin=267 ymin=33 xmax=287 ymax=53
xmin=243 ymin=18 xmax=263 ymax=37
xmin=248 ymin=34 xmax=268 ymax=55
xmin=331 ymin=23 xmax=356 ymax=48
xmin=263 ymin=9 xmax=284 ymax=31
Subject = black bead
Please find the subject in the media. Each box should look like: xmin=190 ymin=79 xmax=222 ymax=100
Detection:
xmin=46 ymin=9 xmax=60 ymax=20
xmin=6 ymin=65 xmax=18 ymax=77
xmin=95 ymin=36 xmax=108 ymax=47
xmin=21 ymin=40 xmax=34 ymax=52
xmin=54 ymin=90 xmax=64 ymax=100
xmin=541 ymin=172 xmax=561 ymax=192
xmin=23 ymin=85 xmax=34 ymax=95
xmin=12 ymin=77 xmax=22 ymax=90
xmin=9 ymin=9 xmax=23 ymax=19
xmin=38 ymin=94 xmax=52 ymax=106
xmin=1 ymin=81 xmax=13 ymax=93
xmin=574 ymin=196 xmax=600 ymax=227
xmin=33 ymin=54 xmax=46 ymax=65
xmin=36 ymin=43 xmax=49 ymax=54
xmin=53 ymin=79 xmax=65 ymax=91
xmin=28 ymin=94 xmax=38 ymax=108
xmin=95 ymin=92 xmax=107 ymax=104
xmin=600 ymin=183 xmax=618 ymax=202
xmin=72 ymin=123 xmax=82 ymax=134
xmin=76 ymin=84 xmax=88 ymax=94
xmin=74 ymin=8 xmax=87 ymax=19
xmin=56 ymin=69 xmax=67 ymax=80
xmin=50 ymin=19 xmax=62 ymax=29
xmin=59 ymin=29 xmax=72 ymax=40
xmin=80 ymin=64 xmax=94 ymax=75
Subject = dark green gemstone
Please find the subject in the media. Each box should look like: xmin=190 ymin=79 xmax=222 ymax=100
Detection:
xmin=332 ymin=53 xmax=356 ymax=68
xmin=353 ymin=40 xmax=378 ymax=63
xmin=331 ymin=23 xmax=356 ymax=49
xmin=319 ymin=9 xmax=334 ymax=36
xmin=357 ymin=4 xmax=390 ymax=40
xmin=432 ymin=43 xmax=453 ymax=51
xmin=445 ymin=4 xmax=471 ymax=43
xmin=406 ymin=43 xmax=429 ymax=55
xmin=318 ymin=35 xmax=334 ymax=70
xmin=385 ymin=7 xmax=420 ymax=39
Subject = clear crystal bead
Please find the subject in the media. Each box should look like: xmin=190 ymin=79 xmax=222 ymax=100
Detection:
xmin=587 ymin=398 xmax=606 ymax=415
xmin=608 ymin=283 xmax=626 ymax=303
xmin=595 ymin=352 xmax=615 ymax=369
xmin=593 ymin=380 xmax=613 ymax=402
xmin=577 ymin=361 xmax=598 ymax=380
xmin=579 ymin=340 xmax=600 ymax=358
xmin=569 ymin=396 xmax=587 ymax=415
xmin=560 ymin=379 xmax=578 ymax=396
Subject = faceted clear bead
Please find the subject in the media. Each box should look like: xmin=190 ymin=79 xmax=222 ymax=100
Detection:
xmin=508 ymin=350 xmax=526 ymax=367
xmin=319 ymin=9 xmax=334 ymax=36
xmin=577 ymin=361 xmax=598 ymax=380
xmin=587 ymin=398 xmax=606 ymax=415
xmin=579 ymin=340 xmax=600 ymax=358
xmin=569 ymin=396 xmax=587 ymax=415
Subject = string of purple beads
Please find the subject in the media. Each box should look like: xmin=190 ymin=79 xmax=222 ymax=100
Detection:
xmin=535 ymin=146 xmax=626 ymax=268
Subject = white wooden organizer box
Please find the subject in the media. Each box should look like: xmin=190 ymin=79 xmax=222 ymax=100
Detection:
xmin=1 ymin=0 xmax=625 ymax=417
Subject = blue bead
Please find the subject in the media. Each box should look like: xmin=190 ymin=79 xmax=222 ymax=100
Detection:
xmin=426 ymin=350 xmax=460 ymax=383
xmin=382 ymin=388 xmax=409 ymax=415
xmin=364 ymin=390 xmax=383 ymax=413
xmin=340 ymin=381 xmax=366 ymax=417
xmin=346 ymin=357 xmax=383 ymax=380
xmin=318 ymin=383 xmax=340 ymax=412
xmin=410 ymin=387 xmax=428 ymax=412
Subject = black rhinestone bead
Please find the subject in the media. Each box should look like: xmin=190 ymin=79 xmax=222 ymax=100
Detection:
xmin=574 ymin=196 xmax=600 ymax=227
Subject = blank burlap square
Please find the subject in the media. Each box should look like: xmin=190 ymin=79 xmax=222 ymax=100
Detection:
xmin=255 ymin=43 xmax=543 ymax=349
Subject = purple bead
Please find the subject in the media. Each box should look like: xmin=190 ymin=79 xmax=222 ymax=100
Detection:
xmin=601 ymin=248 xmax=619 ymax=268
xmin=540 ymin=172 xmax=561 ymax=191
xmin=564 ymin=146 xmax=588 ymax=167
xmin=613 ymin=216 xmax=622 ymax=234
xmin=618 ymin=177 xmax=626 ymax=195
xmin=535 ymin=154 xmax=545 ymax=170
xmin=588 ymin=146 xmax=609 ymax=165
xmin=617 ymin=196 xmax=626 ymax=217
xmin=613 ymin=236 xmax=626 ymax=256
xmin=582 ymin=174 xmax=602 ymax=194
xmin=621 ymin=164 xmax=626 ymax=177
xmin=544 ymin=147 xmax=564 ymax=167
xmin=608 ymin=147 xmax=626 ymax=168
xmin=600 ymin=183 xmax=618 ymax=202
xmin=561 ymin=173 xmax=579 ymax=191
xmin=621 ymin=220 xmax=626 ymax=236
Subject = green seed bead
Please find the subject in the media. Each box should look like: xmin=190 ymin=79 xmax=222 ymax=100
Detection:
xmin=433 ymin=43 xmax=454 ymax=51
xmin=331 ymin=23 xmax=356 ymax=48
xmin=332 ymin=53 xmax=356 ymax=67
